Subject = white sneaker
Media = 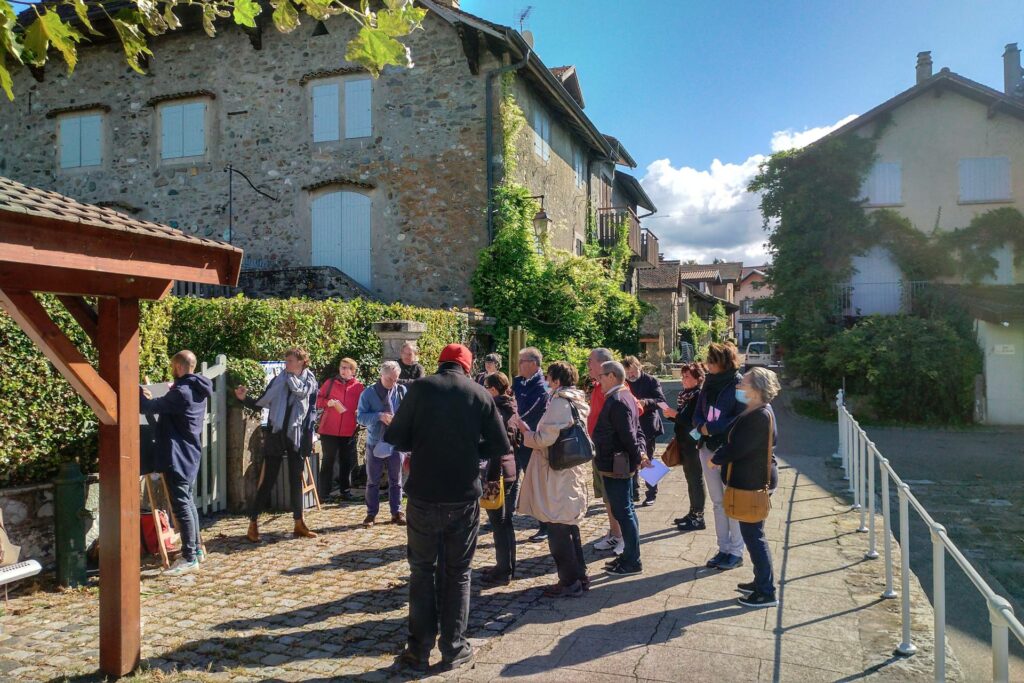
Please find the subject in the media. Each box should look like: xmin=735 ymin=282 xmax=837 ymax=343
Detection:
xmin=164 ymin=557 xmax=198 ymax=576
xmin=612 ymin=537 xmax=625 ymax=556
xmin=594 ymin=535 xmax=623 ymax=552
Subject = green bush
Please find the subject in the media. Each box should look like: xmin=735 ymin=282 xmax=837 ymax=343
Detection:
xmin=824 ymin=315 xmax=981 ymax=424
xmin=0 ymin=295 xmax=468 ymax=486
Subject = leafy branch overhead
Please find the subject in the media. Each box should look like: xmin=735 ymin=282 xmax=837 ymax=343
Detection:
xmin=0 ymin=0 xmax=427 ymax=100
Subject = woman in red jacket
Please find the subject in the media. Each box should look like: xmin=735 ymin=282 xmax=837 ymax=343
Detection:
xmin=317 ymin=358 xmax=365 ymax=502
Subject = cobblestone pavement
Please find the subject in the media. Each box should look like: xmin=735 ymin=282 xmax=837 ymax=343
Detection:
xmin=0 ymin=442 xmax=958 ymax=682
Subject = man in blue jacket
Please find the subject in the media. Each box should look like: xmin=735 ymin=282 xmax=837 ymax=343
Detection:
xmin=511 ymin=346 xmax=549 ymax=541
xmin=140 ymin=350 xmax=212 ymax=575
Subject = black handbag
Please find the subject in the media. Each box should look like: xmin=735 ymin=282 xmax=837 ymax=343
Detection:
xmin=548 ymin=401 xmax=595 ymax=471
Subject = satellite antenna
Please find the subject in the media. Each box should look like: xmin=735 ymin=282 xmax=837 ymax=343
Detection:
xmin=516 ymin=6 xmax=533 ymax=32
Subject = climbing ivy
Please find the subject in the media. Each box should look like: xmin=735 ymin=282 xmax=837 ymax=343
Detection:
xmin=940 ymin=207 xmax=1024 ymax=283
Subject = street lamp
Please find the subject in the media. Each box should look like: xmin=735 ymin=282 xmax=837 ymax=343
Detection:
xmin=528 ymin=195 xmax=550 ymax=242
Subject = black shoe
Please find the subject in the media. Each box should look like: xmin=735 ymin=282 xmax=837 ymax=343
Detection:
xmin=338 ymin=490 xmax=356 ymax=502
xmin=480 ymin=571 xmax=511 ymax=587
xmin=677 ymin=515 xmax=706 ymax=531
xmin=607 ymin=561 xmax=643 ymax=576
xmin=397 ymin=650 xmax=428 ymax=672
xmin=673 ymin=515 xmax=690 ymax=525
xmin=715 ymin=554 xmax=744 ymax=571
xmin=706 ymin=551 xmax=727 ymax=569
xmin=529 ymin=530 xmax=549 ymax=542
xmin=640 ymin=497 xmax=656 ymax=508
xmin=604 ymin=556 xmax=621 ymax=570
xmin=440 ymin=646 xmax=474 ymax=671
xmin=738 ymin=591 xmax=778 ymax=608
xmin=736 ymin=581 xmax=756 ymax=595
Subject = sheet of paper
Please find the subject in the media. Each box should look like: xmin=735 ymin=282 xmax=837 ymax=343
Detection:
xmin=640 ymin=458 xmax=670 ymax=487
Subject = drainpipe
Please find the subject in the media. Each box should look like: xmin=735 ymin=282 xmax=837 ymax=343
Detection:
xmin=485 ymin=44 xmax=531 ymax=243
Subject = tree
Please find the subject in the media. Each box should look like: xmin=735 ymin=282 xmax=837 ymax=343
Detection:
xmin=0 ymin=0 xmax=426 ymax=100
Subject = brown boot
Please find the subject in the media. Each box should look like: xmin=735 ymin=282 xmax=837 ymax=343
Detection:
xmin=246 ymin=520 xmax=260 ymax=544
xmin=294 ymin=519 xmax=318 ymax=539
xmin=391 ymin=511 xmax=407 ymax=526
xmin=362 ymin=514 xmax=376 ymax=528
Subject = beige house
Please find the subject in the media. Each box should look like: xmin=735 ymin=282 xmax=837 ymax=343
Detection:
xmin=736 ymin=266 xmax=778 ymax=349
xmin=820 ymin=46 xmax=1024 ymax=425
xmin=0 ymin=0 xmax=649 ymax=308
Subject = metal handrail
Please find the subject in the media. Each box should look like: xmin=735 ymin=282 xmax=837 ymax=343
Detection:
xmin=833 ymin=389 xmax=1024 ymax=682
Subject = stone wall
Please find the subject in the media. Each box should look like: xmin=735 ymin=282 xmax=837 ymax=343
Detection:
xmin=0 ymin=477 xmax=99 ymax=569
xmin=639 ymin=289 xmax=678 ymax=361
xmin=238 ymin=266 xmax=374 ymax=301
xmin=0 ymin=12 xmax=492 ymax=309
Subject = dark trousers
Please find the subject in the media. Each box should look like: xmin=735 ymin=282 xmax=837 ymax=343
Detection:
xmin=546 ymin=523 xmax=586 ymax=586
xmin=602 ymin=475 xmax=641 ymax=566
xmin=406 ymin=497 xmax=479 ymax=662
xmin=485 ymin=476 xmax=520 ymax=579
xmin=632 ymin=436 xmax=658 ymax=501
xmin=319 ymin=434 xmax=358 ymax=498
xmin=680 ymin=443 xmax=706 ymax=515
xmin=740 ymin=520 xmax=775 ymax=596
xmin=249 ymin=430 xmax=305 ymax=521
xmin=166 ymin=471 xmax=200 ymax=562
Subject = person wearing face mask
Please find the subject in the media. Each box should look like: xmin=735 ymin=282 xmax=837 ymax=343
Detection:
xmin=316 ymin=358 xmax=365 ymax=503
xmin=710 ymin=367 xmax=780 ymax=608
xmin=622 ymin=356 xmax=667 ymax=507
xmin=235 ymin=347 xmax=320 ymax=543
xmin=694 ymin=342 xmax=745 ymax=570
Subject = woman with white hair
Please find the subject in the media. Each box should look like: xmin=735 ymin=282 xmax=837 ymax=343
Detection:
xmin=710 ymin=367 xmax=781 ymax=608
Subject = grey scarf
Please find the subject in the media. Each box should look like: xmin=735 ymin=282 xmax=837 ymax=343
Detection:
xmin=255 ymin=369 xmax=318 ymax=451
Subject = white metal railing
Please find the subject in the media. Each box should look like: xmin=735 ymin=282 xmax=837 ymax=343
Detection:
xmin=833 ymin=389 xmax=1024 ymax=682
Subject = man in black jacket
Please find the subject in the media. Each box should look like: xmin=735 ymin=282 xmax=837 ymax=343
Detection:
xmin=384 ymin=344 xmax=510 ymax=673
xmin=623 ymin=356 xmax=667 ymax=507
xmin=592 ymin=361 xmax=648 ymax=576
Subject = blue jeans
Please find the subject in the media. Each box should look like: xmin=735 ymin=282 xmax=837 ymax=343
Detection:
xmin=365 ymin=443 xmax=404 ymax=517
xmin=166 ymin=471 xmax=200 ymax=562
xmin=405 ymin=497 xmax=479 ymax=662
xmin=602 ymin=475 xmax=640 ymax=566
xmin=740 ymin=520 xmax=774 ymax=596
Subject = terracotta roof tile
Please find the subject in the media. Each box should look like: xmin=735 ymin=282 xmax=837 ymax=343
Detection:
xmin=0 ymin=175 xmax=240 ymax=253
xmin=678 ymin=266 xmax=722 ymax=282
xmin=638 ymin=261 xmax=680 ymax=290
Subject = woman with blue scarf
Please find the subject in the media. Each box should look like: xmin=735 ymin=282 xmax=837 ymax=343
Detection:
xmin=235 ymin=347 xmax=320 ymax=543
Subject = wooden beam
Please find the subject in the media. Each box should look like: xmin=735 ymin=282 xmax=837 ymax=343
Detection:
xmin=0 ymin=289 xmax=117 ymax=425
xmin=0 ymin=263 xmax=172 ymax=300
xmin=57 ymin=296 xmax=98 ymax=343
xmin=97 ymin=297 xmax=141 ymax=677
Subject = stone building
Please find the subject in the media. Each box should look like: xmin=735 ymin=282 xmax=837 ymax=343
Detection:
xmin=0 ymin=0 xmax=648 ymax=308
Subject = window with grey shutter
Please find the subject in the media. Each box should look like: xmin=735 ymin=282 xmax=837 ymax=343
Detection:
xmin=958 ymin=157 xmax=1011 ymax=203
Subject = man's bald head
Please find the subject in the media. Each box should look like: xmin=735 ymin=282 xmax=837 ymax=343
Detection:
xmin=171 ymin=350 xmax=197 ymax=378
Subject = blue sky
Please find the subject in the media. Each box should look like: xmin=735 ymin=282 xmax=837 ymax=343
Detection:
xmin=460 ymin=0 xmax=1024 ymax=263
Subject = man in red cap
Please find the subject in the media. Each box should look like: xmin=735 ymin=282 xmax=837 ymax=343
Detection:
xmin=384 ymin=343 xmax=510 ymax=673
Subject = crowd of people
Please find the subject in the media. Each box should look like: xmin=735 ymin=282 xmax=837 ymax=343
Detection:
xmin=142 ymin=339 xmax=781 ymax=672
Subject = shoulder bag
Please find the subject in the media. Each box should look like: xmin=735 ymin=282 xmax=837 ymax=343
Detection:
xmin=722 ymin=410 xmax=773 ymax=523
xmin=548 ymin=400 xmax=595 ymax=471
xmin=661 ymin=437 xmax=682 ymax=467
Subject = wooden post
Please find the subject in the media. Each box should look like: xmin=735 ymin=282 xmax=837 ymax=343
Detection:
xmin=97 ymin=297 xmax=141 ymax=677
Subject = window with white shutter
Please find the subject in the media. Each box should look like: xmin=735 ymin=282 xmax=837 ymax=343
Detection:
xmin=959 ymin=157 xmax=1011 ymax=203
xmin=311 ymin=190 xmax=372 ymax=289
xmin=573 ymin=145 xmax=585 ymax=188
xmin=59 ymin=113 xmax=103 ymax=169
xmin=533 ymin=106 xmax=551 ymax=161
xmin=312 ymin=83 xmax=340 ymax=142
xmin=860 ymin=161 xmax=902 ymax=205
xmin=344 ymin=78 xmax=372 ymax=138
xmin=160 ymin=101 xmax=207 ymax=160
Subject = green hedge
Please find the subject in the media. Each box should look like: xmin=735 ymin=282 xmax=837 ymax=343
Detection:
xmin=824 ymin=315 xmax=981 ymax=424
xmin=0 ymin=295 xmax=468 ymax=487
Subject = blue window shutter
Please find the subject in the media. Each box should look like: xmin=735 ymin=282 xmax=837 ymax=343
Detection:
xmin=181 ymin=102 xmax=206 ymax=157
xmin=312 ymin=83 xmax=340 ymax=142
xmin=311 ymin=191 xmax=343 ymax=269
xmin=344 ymin=78 xmax=372 ymax=139
xmin=79 ymin=114 xmax=102 ymax=167
xmin=60 ymin=117 xmax=82 ymax=168
xmin=162 ymin=104 xmax=184 ymax=159
xmin=959 ymin=157 xmax=1011 ymax=202
xmin=340 ymin=191 xmax=372 ymax=288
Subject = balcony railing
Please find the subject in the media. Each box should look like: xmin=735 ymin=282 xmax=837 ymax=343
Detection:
xmin=834 ymin=281 xmax=931 ymax=318
xmin=596 ymin=206 xmax=642 ymax=256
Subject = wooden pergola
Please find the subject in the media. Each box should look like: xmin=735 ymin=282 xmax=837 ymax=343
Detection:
xmin=0 ymin=176 xmax=242 ymax=676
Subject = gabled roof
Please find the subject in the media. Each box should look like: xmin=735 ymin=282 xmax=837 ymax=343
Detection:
xmin=423 ymin=0 xmax=618 ymax=160
xmin=638 ymin=260 xmax=680 ymax=290
xmin=614 ymin=171 xmax=656 ymax=213
xmin=550 ymin=65 xmax=585 ymax=108
xmin=741 ymin=265 xmax=768 ymax=281
xmin=683 ymin=283 xmax=740 ymax=312
xmin=678 ymin=265 xmax=723 ymax=283
xmin=714 ymin=261 xmax=744 ymax=282
xmin=816 ymin=68 xmax=1024 ymax=145
xmin=603 ymin=135 xmax=637 ymax=168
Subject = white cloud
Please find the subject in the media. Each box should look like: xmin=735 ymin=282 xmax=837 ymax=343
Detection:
xmin=640 ymin=114 xmax=858 ymax=265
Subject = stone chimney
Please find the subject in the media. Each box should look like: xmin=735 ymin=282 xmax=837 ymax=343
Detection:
xmin=915 ymin=51 xmax=932 ymax=84
xmin=1004 ymin=43 xmax=1022 ymax=96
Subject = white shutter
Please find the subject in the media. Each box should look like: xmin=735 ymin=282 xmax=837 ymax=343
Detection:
xmin=985 ymin=244 xmax=1015 ymax=284
xmin=861 ymin=162 xmax=901 ymax=205
xmin=341 ymin=192 xmax=372 ymax=288
xmin=533 ymin=108 xmax=545 ymax=159
xmin=181 ymin=102 xmax=206 ymax=157
xmin=344 ymin=78 xmax=372 ymax=139
xmin=541 ymin=111 xmax=551 ymax=161
xmin=311 ymin=191 xmax=343 ymax=269
xmin=79 ymin=114 xmax=102 ymax=167
xmin=161 ymin=104 xmax=184 ymax=159
xmin=312 ymin=83 xmax=340 ymax=142
xmin=959 ymin=157 xmax=1011 ymax=202
xmin=59 ymin=117 xmax=81 ymax=168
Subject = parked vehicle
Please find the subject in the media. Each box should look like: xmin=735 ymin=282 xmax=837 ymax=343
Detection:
xmin=744 ymin=342 xmax=781 ymax=370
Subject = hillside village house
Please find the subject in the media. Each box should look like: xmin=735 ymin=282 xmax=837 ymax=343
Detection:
xmin=0 ymin=0 xmax=652 ymax=308
xmin=736 ymin=265 xmax=778 ymax=349
xmin=823 ymin=45 xmax=1024 ymax=425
